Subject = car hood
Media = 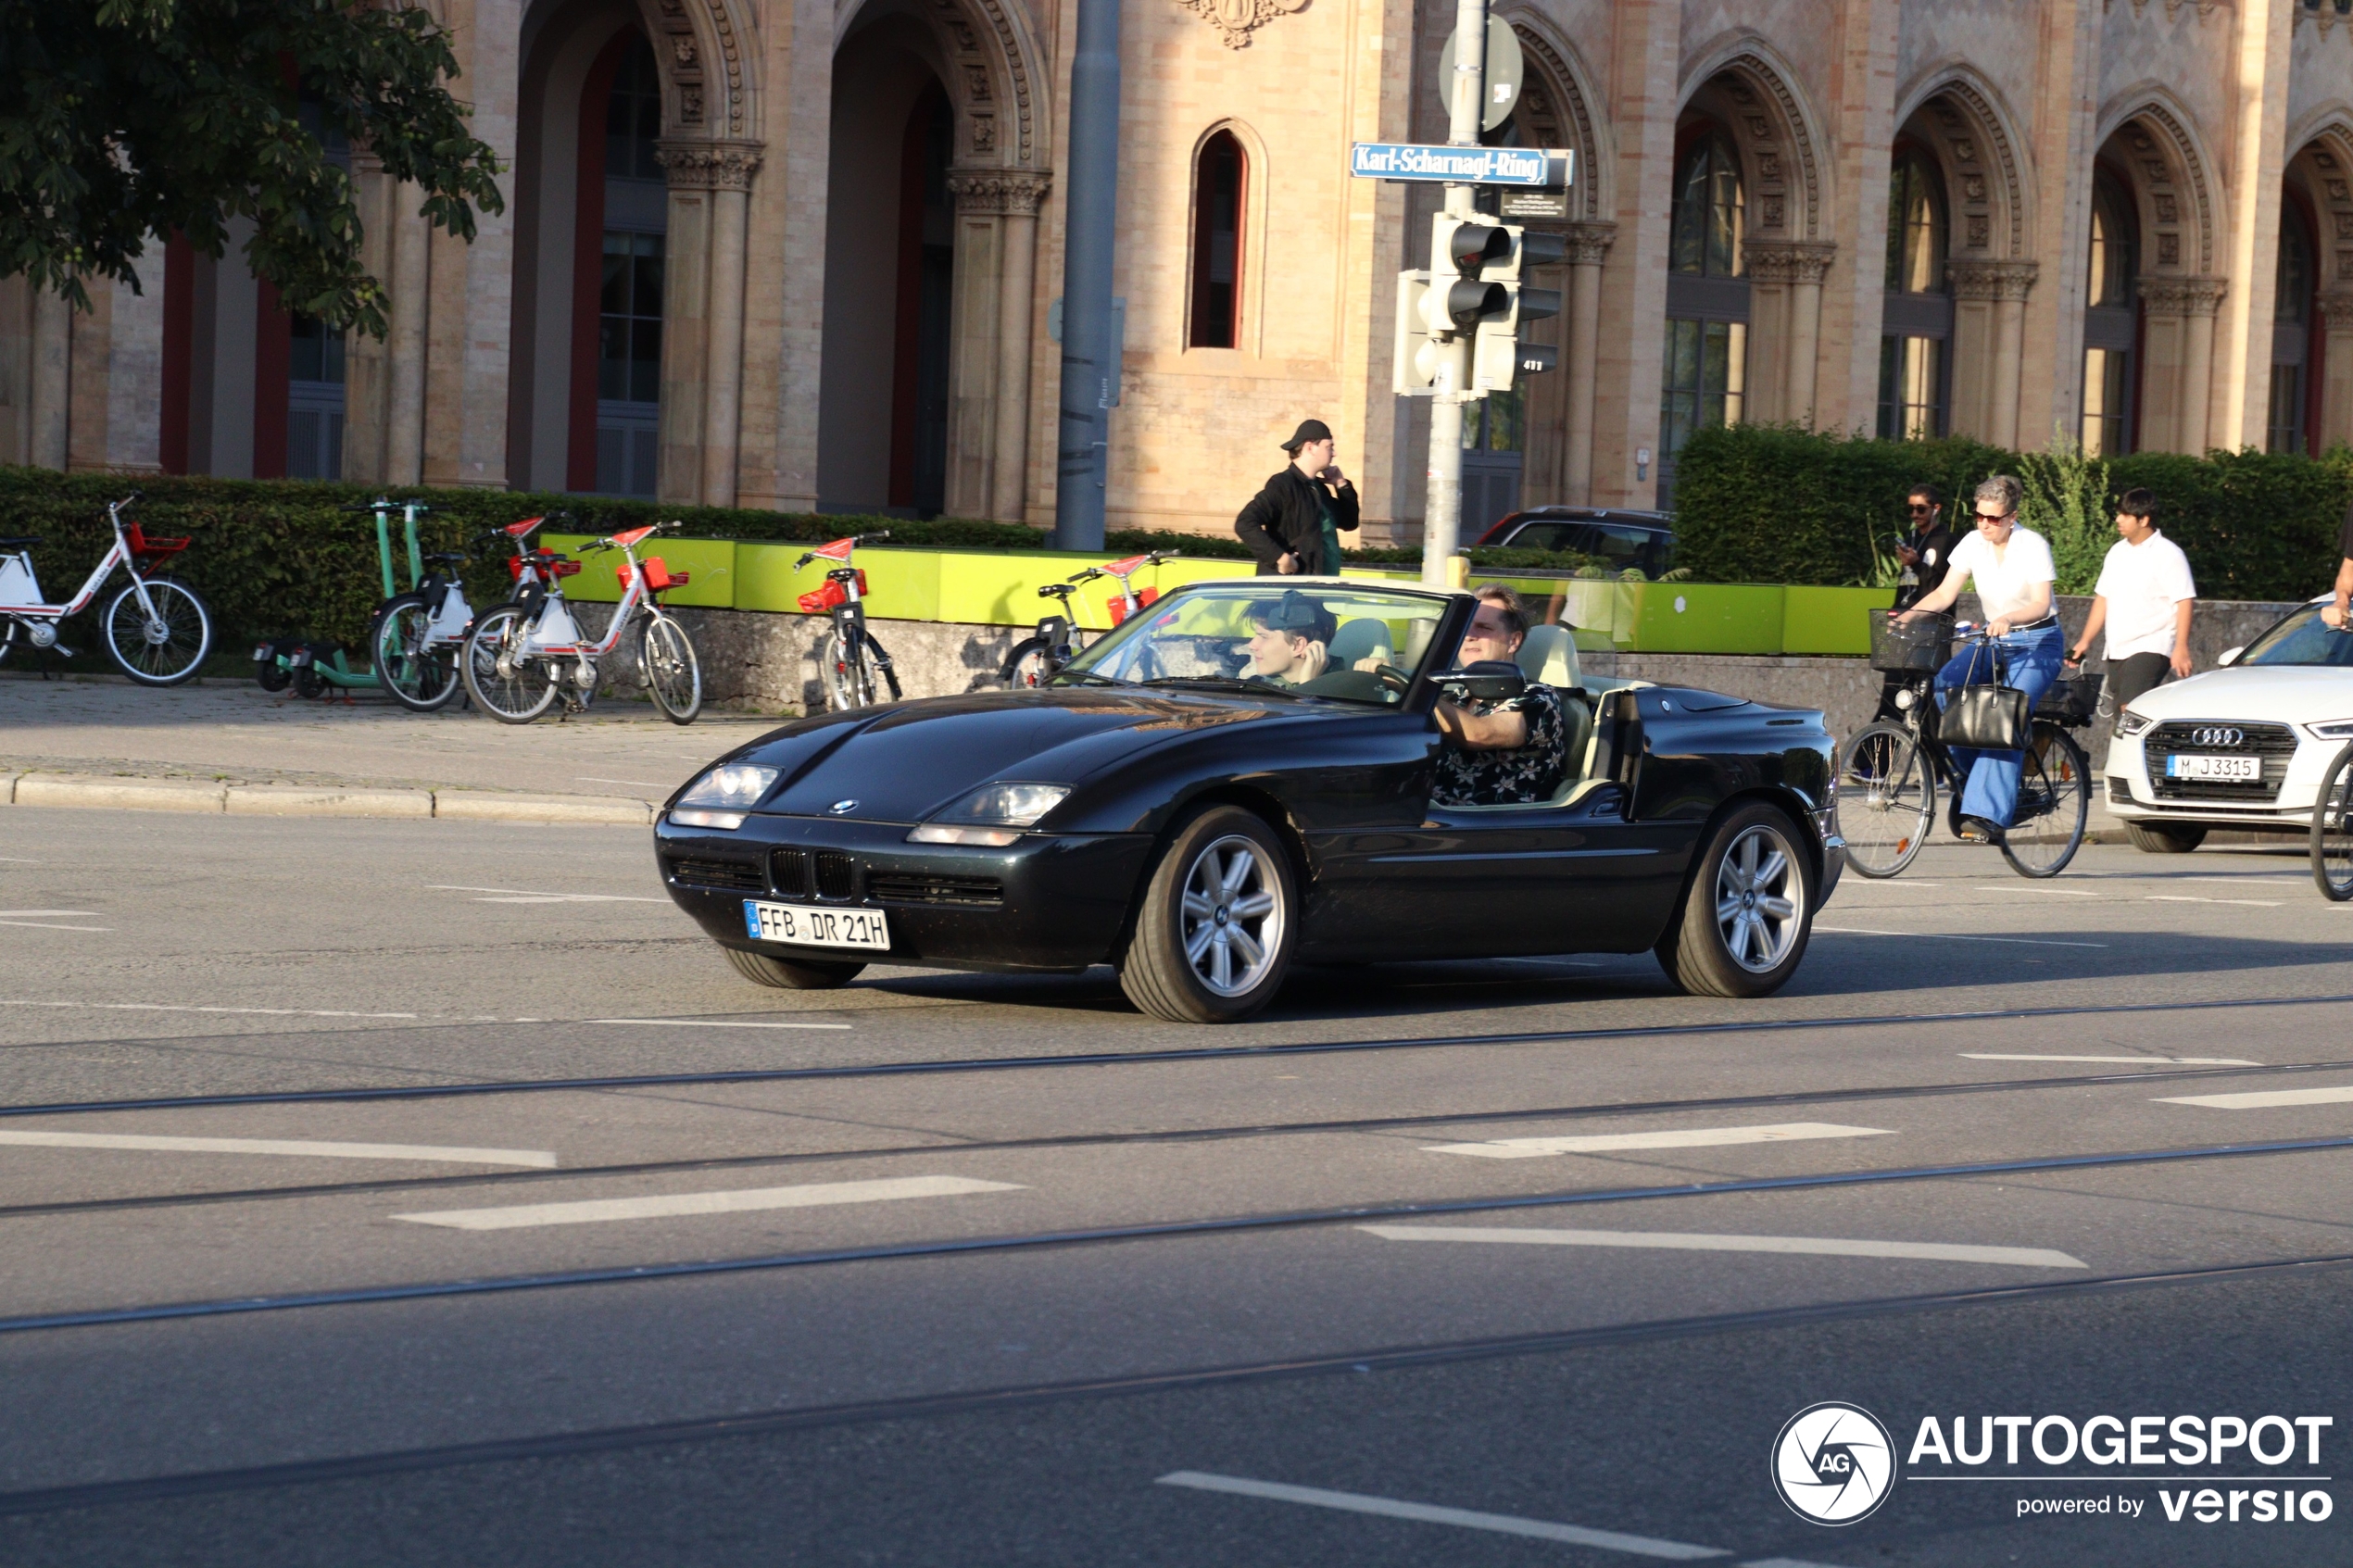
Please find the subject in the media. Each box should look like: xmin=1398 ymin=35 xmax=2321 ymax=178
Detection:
xmin=2123 ymin=665 xmax=2353 ymax=726
xmin=725 ymin=687 xmax=1341 ymax=824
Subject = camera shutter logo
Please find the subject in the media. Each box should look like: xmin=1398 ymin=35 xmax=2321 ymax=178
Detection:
xmin=1771 ymin=1402 xmax=1897 ymax=1524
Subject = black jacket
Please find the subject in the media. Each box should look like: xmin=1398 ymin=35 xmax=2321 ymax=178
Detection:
xmin=1894 ymin=522 xmax=1959 ymax=611
xmin=1235 ymin=467 xmax=1360 ymax=575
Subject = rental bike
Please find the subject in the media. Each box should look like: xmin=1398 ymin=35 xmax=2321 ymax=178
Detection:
xmin=796 ymin=533 xmax=900 ymax=709
xmin=368 ymin=514 xmax=560 ymax=711
xmin=0 ymin=493 xmax=214 ymax=684
xmin=999 ymin=551 xmax=1176 ymax=689
xmin=1834 ymin=615 xmax=2095 ymax=879
xmin=461 ymin=522 xmax=703 ymax=724
xmin=2311 ymin=738 xmax=2353 ymax=899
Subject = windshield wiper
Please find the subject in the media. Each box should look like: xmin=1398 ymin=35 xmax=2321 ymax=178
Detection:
xmin=1047 ymin=670 xmax=1132 ymax=687
xmin=1141 ymin=676 xmax=1303 ymax=697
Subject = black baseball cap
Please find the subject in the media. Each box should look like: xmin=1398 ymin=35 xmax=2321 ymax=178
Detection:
xmin=1249 ymin=590 xmax=1336 ymax=640
xmin=1282 ymin=420 xmax=1334 ymax=452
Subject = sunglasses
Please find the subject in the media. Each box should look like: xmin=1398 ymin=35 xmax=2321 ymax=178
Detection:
xmin=1907 ymin=503 xmax=1934 ymax=513
xmin=1975 ymin=512 xmax=2010 ymax=524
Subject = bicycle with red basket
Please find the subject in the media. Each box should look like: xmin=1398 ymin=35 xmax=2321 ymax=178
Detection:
xmin=460 ymin=521 xmax=703 ymax=724
xmin=0 ymin=492 xmax=213 ymax=684
xmin=998 ymin=551 xmax=1176 ymax=689
xmin=795 ymin=532 xmax=901 ymax=709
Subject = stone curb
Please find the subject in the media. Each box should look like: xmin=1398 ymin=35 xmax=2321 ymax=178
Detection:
xmin=4 ymin=772 xmax=653 ymax=826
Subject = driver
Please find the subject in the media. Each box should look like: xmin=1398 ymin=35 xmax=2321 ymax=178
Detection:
xmin=1432 ymin=585 xmax=1568 ymax=807
xmin=1244 ymin=592 xmax=1337 ymax=686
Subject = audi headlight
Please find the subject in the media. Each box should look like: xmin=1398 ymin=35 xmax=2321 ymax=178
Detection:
xmin=907 ymin=783 xmax=1071 ymax=846
xmin=2115 ymin=709 xmax=2154 ymax=738
xmin=670 ymin=763 xmax=779 ymax=830
xmin=2309 ymin=719 xmax=2353 ymax=740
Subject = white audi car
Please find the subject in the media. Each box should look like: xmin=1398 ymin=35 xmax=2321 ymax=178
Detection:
xmin=2105 ymin=596 xmax=2353 ymax=852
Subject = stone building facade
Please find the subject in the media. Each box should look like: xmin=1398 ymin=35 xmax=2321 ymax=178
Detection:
xmin=1 ymin=0 xmax=2349 ymax=544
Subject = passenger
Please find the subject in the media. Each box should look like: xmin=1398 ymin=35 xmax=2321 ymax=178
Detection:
xmin=1243 ymin=592 xmax=1337 ymax=686
xmin=1431 ymin=585 xmax=1568 ymax=807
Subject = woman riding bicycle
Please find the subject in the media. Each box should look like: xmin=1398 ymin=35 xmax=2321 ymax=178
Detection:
xmin=1895 ymin=475 xmax=2064 ymax=845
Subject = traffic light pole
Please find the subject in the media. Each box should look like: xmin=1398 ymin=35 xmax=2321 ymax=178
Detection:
xmin=1421 ymin=0 xmax=1490 ymax=588
xmin=1052 ymin=0 xmax=1120 ymax=551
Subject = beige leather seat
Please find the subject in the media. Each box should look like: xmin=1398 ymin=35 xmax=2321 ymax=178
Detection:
xmin=1514 ymin=622 xmax=1579 ymax=689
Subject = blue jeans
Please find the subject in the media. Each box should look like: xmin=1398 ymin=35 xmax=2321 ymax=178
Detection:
xmin=1932 ymin=622 xmax=2063 ymax=827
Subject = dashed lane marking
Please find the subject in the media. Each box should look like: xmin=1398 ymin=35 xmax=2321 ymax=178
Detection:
xmin=2155 ymin=1085 xmax=2353 ymax=1110
xmin=425 ymin=884 xmax=666 ymax=904
xmin=2148 ymin=895 xmax=2284 ymax=908
xmin=1360 ymin=1223 xmax=2086 ymax=1270
xmin=573 ymin=777 xmax=670 ymax=788
xmin=0 ymin=999 xmax=420 ymax=1020
xmin=1962 ymin=1053 xmax=2259 ymax=1066
xmin=0 ymin=911 xmax=108 ymax=931
xmin=1154 ymin=1472 xmax=1734 ymax=1560
xmin=0 ymin=1131 xmax=556 ymax=1167
xmin=1423 ymin=1121 xmax=1894 ymax=1160
xmin=1815 ymin=925 xmax=2108 ymax=948
xmin=585 ymin=1018 xmax=853 ymax=1032
xmin=394 ymin=1173 xmax=1024 ymax=1231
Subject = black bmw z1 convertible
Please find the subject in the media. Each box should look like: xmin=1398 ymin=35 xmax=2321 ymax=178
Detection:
xmin=654 ymin=577 xmax=1845 ymax=1022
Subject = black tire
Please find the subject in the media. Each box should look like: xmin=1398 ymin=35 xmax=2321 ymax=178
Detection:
xmin=2001 ymin=723 xmax=2090 ymax=879
xmin=292 ymin=662 xmax=328 ymax=699
xmin=1118 ymin=806 xmax=1296 ymax=1023
xmin=1834 ymin=722 xmax=1933 ymax=879
xmin=462 ymin=605 xmax=559 ymax=723
xmin=2312 ymin=744 xmax=2353 ymax=901
xmin=1000 ymin=637 xmax=1055 ymax=689
xmin=371 ymin=594 xmax=462 ymax=712
xmin=102 ymin=577 xmax=212 ymax=684
xmin=723 ymin=945 xmax=865 ymax=989
xmin=866 ymin=631 xmax=904 ymax=701
xmin=641 ymin=616 xmax=703 ymax=724
xmin=255 ymin=641 xmax=294 ymax=692
xmin=2126 ymin=821 xmax=2207 ymax=855
xmin=1656 ymin=802 xmax=1815 ymax=999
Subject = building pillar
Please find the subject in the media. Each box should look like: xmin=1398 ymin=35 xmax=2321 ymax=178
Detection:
xmin=1746 ymin=242 xmax=1836 ymax=428
xmin=384 ymin=184 xmax=432 ymax=484
xmin=948 ymin=170 xmax=1051 ymax=524
xmin=1949 ymin=260 xmax=2038 ymax=449
xmin=2143 ymin=276 xmax=2226 ymax=455
xmin=657 ymin=139 xmax=761 ymax=507
xmin=2319 ymin=286 xmax=2353 ymax=452
xmin=1563 ymin=221 xmax=1614 ymax=506
xmin=29 ymin=285 xmax=70 ymax=470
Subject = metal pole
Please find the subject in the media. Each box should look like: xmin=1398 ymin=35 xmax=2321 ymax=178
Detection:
xmin=1420 ymin=0 xmax=1488 ymax=587
xmin=1052 ymin=0 xmax=1121 ymax=551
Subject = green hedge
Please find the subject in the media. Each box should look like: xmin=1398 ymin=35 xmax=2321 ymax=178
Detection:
xmin=1670 ymin=424 xmax=2353 ymax=602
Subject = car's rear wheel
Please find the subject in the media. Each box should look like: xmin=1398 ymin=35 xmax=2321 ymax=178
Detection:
xmin=1119 ymin=806 xmax=1295 ymax=1023
xmin=1656 ymin=802 xmax=1815 ymax=999
xmin=723 ymin=945 xmax=865 ymax=989
xmin=2126 ymin=821 xmax=2207 ymax=854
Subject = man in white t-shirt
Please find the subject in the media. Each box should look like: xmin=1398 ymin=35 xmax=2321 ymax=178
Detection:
xmin=1896 ymin=474 xmax=2066 ymax=842
xmin=2065 ymin=486 xmax=2196 ymax=714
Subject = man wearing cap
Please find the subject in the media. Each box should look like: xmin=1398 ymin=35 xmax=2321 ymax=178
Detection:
xmin=1242 ymin=591 xmax=1339 ymax=687
xmin=1236 ymin=420 xmax=1360 ymax=576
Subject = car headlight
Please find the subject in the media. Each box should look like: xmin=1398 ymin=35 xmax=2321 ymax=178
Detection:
xmin=2116 ymin=709 xmax=2154 ymax=738
xmin=2308 ymin=719 xmax=2353 ymax=740
xmin=670 ymin=763 xmax=779 ymax=830
xmin=907 ymin=782 xmax=1071 ymax=846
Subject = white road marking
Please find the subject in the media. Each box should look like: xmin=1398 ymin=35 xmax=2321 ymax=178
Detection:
xmin=1961 ymin=1052 xmax=2259 ymax=1066
xmin=1423 ymin=1122 xmax=1893 ymax=1160
xmin=1971 ymin=885 xmax=2098 ymax=897
xmin=1360 ymin=1223 xmax=2087 ymax=1270
xmin=0 ymin=1131 xmax=557 ymax=1167
xmin=2156 ymin=1085 xmax=2353 ymax=1110
xmin=0 ymin=999 xmax=419 ymax=1019
xmin=586 ymin=1017 xmax=853 ymax=1032
xmin=0 ymin=919 xmax=109 ymax=931
xmin=1154 ymin=1472 xmax=1729 ymax=1560
xmin=0 ymin=910 xmax=99 ymax=917
xmin=395 ymin=1174 xmax=1023 ymax=1231
xmin=425 ymin=884 xmax=666 ymax=903
xmin=1815 ymin=925 xmax=2108 ymax=948
xmin=573 ymin=776 xmax=670 ymax=788
xmin=2148 ymin=895 xmax=2283 ymax=908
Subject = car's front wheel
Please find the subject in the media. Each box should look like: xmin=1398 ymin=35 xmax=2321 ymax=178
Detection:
xmin=723 ymin=946 xmax=865 ymax=989
xmin=2126 ymin=821 xmax=2206 ymax=854
xmin=1657 ymin=802 xmax=1815 ymax=998
xmin=1119 ymin=806 xmax=1296 ymax=1023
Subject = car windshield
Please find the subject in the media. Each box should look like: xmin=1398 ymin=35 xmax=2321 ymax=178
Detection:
xmin=1054 ymin=582 xmax=1452 ymax=707
xmin=2234 ymin=604 xmax=2353 ymax=668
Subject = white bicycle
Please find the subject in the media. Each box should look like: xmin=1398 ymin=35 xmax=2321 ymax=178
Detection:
xmin=0 ymin=493 xmax=215 ymax=684
xmin=460 ymin=522 xmax=704 ymax=724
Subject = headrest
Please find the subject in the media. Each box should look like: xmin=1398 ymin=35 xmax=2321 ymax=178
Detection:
xmin=1327 ymin=618 xmax=1393 ymax=665
xmin=1516 ymin=622 xmax=1579 ymax=688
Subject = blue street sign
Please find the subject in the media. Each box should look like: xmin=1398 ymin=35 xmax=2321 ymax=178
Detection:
xmin=1350 ymin=143 xmax=1571 ymax=188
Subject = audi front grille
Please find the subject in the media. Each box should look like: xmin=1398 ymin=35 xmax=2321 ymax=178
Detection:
xmin=2141 ymin=721 xmax=2297 ymax=805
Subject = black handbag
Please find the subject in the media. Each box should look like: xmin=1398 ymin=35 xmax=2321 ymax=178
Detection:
xmin=1939 ymin=645 xmax=2033 ymax=750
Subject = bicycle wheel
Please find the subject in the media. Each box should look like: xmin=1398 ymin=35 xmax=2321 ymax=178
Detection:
xmin=2310 ymin=743 xmax=2353 ymax=900
xmin=640 ymin=615 xmax=703 ymax=725
xmin=461 ymin=605 xmax=559 ymax=723
xmin=1834 ymin=722 xmax=1934 ymax=879
xmin=820 ymin=628 xmax=878 ymax=710
xmin=1000 ymin=637 xmax=1055 ymax=690
xmin=371 ymin=594 xmax=462 ymax=713
xmin=102 ymin=578 xmax=213 ymax=685
xmin=2002 ymin=723 xmax=2090 ymax=878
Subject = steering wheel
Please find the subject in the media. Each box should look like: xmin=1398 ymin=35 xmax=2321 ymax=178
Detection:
xmin=1371 ymin=663 xmax=1411 ymax=696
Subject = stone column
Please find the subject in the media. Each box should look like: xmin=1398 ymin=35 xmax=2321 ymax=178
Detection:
xmin=1948 ymin=260 xmax=2038 ymax=449
xmin=1746 ymin=242 xmax=1837 ymax=429
xmin=29 ymin=284 xmax=70 ymax=470
xmin=2320 ymin=286 xmax=2353 ymax=453
xmin=946 ymin=171 xmax=1051 ymax=524
xmin=1562 ymin=221 xmax=1615 ymax=506
xmin=2143 ymin=276 xmax=2226 ymax=455
xmin=658 ymin=140 xmax=762 ymax=507
xmin=344 ymin=152 xmax=393 ymax=483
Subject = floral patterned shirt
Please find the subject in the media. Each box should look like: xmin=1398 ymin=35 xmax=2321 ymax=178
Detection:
xmin=1431 ymin=683 xmax=1568 ymax=806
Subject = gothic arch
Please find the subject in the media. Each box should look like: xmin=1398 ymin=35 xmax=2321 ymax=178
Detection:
xmin=1679 ymin=36 xmax=1830 ymax=245
xmin=836 ymin=0 xmax=1051 ymax=169
xmin=1496 ymin=9 xmax=1610 ymax=224
xmin=627 ymin=0 xmax=759 ymax=143
xmin=2286 ymin=115 xmax=2353 ymax=288
xmin=2097 ymin=87 xmax=2221 ymax=277
xmin=1183 ymin=119 xmax=1269 ymax=355
xmin=1894 ymin=63 xmax=2034 ymax=262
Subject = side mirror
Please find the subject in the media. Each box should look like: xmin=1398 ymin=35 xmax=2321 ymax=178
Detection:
xmin=1440 ymin=659 xmax=1528 ymax=703
xmin=2217 ymin=646 xmax=2243 ymax=668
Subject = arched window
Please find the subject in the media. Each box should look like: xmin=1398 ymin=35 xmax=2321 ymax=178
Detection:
xmin=1669 ymin=133 xmax=1744 ymax=278
xmin=1878 ymin=147 xmax=1949 ymax=440
xmin=1659 ymin=129 xmax=1748 ymax=506
xmin=2270 ymin=195 xmax=2317 ymax=454
xmin=594 ymin=36 xmax=666 ymax=495
xmin=607 ymin=41 xmax=663 ymax=181
xmin=1189 ymin=132 xmax=1245 ymax=349
xmin=2082 ymin=168 xmax=2138 ymax=456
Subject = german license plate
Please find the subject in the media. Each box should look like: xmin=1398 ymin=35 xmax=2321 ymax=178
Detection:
xmin=742 ymin=900 xmax=891 ymax=951
xmin=2167 ymin=754 xmax=2260 ymax=782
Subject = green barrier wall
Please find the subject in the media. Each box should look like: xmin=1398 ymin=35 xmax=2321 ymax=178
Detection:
xmin=1780 ymin=585 xmax=1887 ymax=656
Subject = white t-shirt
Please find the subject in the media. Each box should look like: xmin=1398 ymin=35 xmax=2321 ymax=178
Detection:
xmin=1946 ymin=524 xmax=2057 ymax=623
xmin=2092 ymin=529 xmax=2196 ymax=659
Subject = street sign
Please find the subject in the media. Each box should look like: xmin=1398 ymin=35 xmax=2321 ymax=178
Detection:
xmin=1499 ymin=188 xmax=1569 ymax=220
xmin=1437 ymin=17 xmax=1523 ymax=133
xmin=1349 ymin=143 xmax=1571 ymax=188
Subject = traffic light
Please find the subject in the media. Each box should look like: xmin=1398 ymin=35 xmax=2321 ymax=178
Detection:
xmin=1393 ymin=270 xmax=1442 ymax=394
xmin=1470 ymin=226 xmax=1565 ymax=392
xmin=1420 ymin=215 xmax=1510 ymax=337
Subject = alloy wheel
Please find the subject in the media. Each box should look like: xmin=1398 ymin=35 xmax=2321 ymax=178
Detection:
xmin=1177 ymin=834 xmax=1285 ymax=997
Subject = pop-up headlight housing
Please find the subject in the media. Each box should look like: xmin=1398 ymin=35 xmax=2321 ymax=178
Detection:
xmin=669 ymin=763 xmax=779 ymax=830
xmin=907 ymin=783 xmax=1071 ymax=846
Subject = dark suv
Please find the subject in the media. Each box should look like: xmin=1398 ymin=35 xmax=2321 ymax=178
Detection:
xmin=1473 ymin=508 xmax=1676 ymax=577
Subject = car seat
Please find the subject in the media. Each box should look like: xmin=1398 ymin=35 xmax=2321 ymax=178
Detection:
xmin=1327 ymin=617 xmax=1394 ymax=670
xmin=1514 ymin=622 xmax=1580 ymax=690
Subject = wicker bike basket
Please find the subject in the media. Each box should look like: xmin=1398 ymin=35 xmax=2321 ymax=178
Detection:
xmin=2036 ymin=671 xmax=2104 ymax=724
xmin=1868 ymin=609 xmax=1954 ymax=672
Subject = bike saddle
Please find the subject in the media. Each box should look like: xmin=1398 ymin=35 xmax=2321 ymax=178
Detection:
xmin=0 ymin=536 xmax=40 ymax=549
xmin=421 ymin=551 xmax=468 ymax=566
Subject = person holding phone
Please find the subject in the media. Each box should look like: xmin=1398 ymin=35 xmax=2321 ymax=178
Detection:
xmin=1235 ymin=419 xmax=1360 ymax=576
xmin=1877 ymin=483 xmax=1958 ymax=720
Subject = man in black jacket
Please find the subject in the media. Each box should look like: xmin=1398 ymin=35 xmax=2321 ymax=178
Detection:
xmin=1235 ymin=419 xmax=1360 ymax=575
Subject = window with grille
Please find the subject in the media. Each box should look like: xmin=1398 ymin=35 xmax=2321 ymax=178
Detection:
xmin=1877 ymin=148 xmax=1950 ymax=440
xmin=1659 ymin=129 xmax=1749 ymax=508
xmin=2082 ymin=169 xmax=2138 ymax=456
xmin=598 ymin=232 xmax=663 ymax=496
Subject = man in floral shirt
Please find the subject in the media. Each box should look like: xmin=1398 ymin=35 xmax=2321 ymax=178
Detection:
xmin=1432 ymin=585 xmax=1568 ymax=806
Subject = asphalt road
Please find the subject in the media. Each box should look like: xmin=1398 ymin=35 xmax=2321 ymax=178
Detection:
xmin=1 ymin=807 xmax=2348 ymax=1566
